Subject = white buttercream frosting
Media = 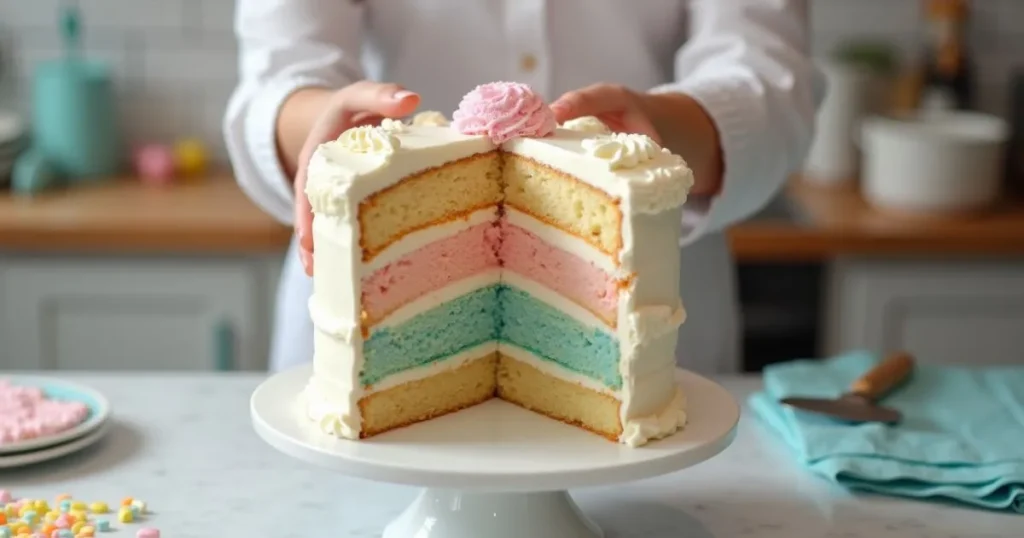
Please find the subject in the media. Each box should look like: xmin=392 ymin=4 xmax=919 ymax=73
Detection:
xmin=379 ymin=118 xmax=408 ymax=132
xmin=582 ymin=133 xmax=660 ymax=169
xmin=621 ymin=387 xmax=688 ymax=447
xmin=624 ymin=302 xmax=687 ymax=351
xmin=561 ymin=115 xmax=612 ymax=134
xmin=337 ymin=125 xmax=401 ymax=156
xmin=301 ymin=382 xmax=361 ymax=439
xmin=411 ymin=110 xmax=450 ymax=127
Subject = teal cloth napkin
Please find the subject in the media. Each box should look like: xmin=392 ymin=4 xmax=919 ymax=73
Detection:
xmin=749 ymin=351 xmax=1024 ymax=513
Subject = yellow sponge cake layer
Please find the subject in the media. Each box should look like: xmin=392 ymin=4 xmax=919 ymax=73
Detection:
xmin=503 ymin=154 xmax=623 ymax=258
xmin=359 ymin=352 xmax=499 ymax=438
xmin=360 ymin=151 xmax=502 ymax=261
xmin=497 ymin=353 xmax=622 ymax=441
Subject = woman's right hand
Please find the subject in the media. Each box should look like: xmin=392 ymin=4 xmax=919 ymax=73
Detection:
xmin=293 ymin=82 xmax=420 ymax=276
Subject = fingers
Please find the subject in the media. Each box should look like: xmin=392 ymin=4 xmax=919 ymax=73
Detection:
xmin=550 ymin=84 xmax=628 ymax=123
xmin=291 ymin=83 xmax=420 ymax=275
xmin=335 ymin=81 xmax=420 ymax=122
xmin=550 ymin=84 xmax=661 ymax=142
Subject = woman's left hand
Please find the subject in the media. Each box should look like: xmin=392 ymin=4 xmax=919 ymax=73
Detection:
xmin=550 ymin=84 xmax=662 ymax=143
xmin=550 ymin=84 xmax=724 ymax=197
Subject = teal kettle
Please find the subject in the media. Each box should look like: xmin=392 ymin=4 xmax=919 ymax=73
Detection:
xmin=31 ymin=2 xmax=122 ymax=181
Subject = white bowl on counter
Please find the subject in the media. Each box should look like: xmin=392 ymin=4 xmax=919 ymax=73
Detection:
xmin=860 ymin=111 xmax=1009 ymax=215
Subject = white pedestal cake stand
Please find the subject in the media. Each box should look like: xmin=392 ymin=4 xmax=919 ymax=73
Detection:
xmin=251 ymin=365 xmax=740 ymax=538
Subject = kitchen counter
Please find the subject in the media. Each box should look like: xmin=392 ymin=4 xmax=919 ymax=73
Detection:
xmin=0 ymin=175 xmax=290 ymax=254
xmin=1 ymin=374 xmax=1018 ymax=538
xmin=2 ymin=175 xmax=1024 ymax=260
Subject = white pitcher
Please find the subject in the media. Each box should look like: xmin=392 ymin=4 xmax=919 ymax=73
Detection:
xmin=802 ymin=59 xmax=879 ymax=186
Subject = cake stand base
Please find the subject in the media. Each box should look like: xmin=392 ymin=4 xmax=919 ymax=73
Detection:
xmin=385 ymin=489 xmax=602 ymax=538
xmin=251 ymin=365 xmax=739 ymax=538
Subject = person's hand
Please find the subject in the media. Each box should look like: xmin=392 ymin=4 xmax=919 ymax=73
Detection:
xmin=293 ymin=82 xmax=420 ymax=276
xmin=550 ymin=84 xmax=723 ymax=196
xmin=550 ymin=84 xmax=662 ymax=143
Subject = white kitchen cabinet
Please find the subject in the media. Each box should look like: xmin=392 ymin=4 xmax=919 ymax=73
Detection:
xmin=824 ymin=258 xmax=1024 ymax=366
xmin=0 ymin=255 xmax=282 ymax=371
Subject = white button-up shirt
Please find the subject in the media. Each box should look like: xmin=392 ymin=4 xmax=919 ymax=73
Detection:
xmin=224 ymin=0 xmax=823 ymax=374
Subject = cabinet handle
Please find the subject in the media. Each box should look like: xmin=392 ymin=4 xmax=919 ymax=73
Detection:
xmin=213 ymin=320 xmax=235 ymax=372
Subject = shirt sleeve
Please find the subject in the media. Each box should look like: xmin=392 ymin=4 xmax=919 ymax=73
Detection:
xmin=223 ymin=0 xmax=366 ymax=225
xmin=650 ymin=0 xmax=825 ymax=246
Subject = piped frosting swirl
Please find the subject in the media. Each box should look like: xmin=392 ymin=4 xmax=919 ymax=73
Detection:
xmin=379 ymin=118 xmax=408 ymax=132
xmin=337 ymin=125 xmax=401 ymax=155
xmin=561 ymin=116 xmax=612 ymax=135
xmin=411 ymin=111 xmax=450 ymax=127
xmin=582 ymin=133 xmax=661 ymax=169
xmin=452 ymin=82 xmax=557 ymax=144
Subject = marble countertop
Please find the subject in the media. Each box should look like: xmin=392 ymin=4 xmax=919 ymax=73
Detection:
xmin=2 ymin=374 xmax=1018 ymax=538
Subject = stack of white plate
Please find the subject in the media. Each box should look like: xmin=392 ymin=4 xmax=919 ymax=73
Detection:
xmin=0 ymin=111 xmax=28 ymax=187
xmin=0 ymin=377 xmax=111 ymax=469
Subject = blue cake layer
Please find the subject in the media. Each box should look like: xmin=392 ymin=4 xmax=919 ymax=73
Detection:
xmin=361 ymin=286 xmax=501 ymax=386
xmin=361 ymin=284 xmax=621 ymax=388
xmin=498 ymin=286 xmax=621 ymax=389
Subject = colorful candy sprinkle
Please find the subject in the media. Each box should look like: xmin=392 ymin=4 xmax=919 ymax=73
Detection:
xmin=0 ymin=493 xmax=151 ymax=537
xmin=127 ymin=501 xmax=144 ymax=516
xmin=0 ymin=491 xmax=11 ymax=504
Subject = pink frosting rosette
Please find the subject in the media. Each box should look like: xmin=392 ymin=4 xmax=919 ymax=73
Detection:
xmin=452 ymin=82 xmax=557 ymax=144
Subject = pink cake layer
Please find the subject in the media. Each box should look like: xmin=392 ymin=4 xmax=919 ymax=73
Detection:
xmin=499 ymin=218 xmax=618 ymax=325
xmin=362 ymin=217 xmax=619 ymax=327
xmin=361 ymin=222 xmax=501 ymax=324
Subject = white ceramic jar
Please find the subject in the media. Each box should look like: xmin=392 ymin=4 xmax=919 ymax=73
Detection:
xmin=860 ymin=112 xmax=1008 ymax=214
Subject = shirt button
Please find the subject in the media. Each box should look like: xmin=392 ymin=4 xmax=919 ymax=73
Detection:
xmin=520 ymin=54 xmax=538 ymax=73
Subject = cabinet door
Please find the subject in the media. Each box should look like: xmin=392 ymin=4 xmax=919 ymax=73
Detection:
xmin=0 ymin=258 xmax=262 ymax=371
xmin=825 ymin=259 xmax=1024 ymax=366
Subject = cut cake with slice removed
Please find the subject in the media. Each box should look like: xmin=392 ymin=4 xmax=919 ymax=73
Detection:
xmin=301 ymin=84 xmax=692 ymax=447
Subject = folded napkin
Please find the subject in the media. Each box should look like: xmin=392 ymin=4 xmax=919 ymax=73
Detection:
xmin=749 ymin=351 xmax=1024 ymax=513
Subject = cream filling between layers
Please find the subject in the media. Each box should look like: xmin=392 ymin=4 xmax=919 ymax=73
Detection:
xmin=504 ymin=209 xmax=625 ymax=279
xmin=501 ymin=271 xmax=611 ymax=335
xmin=361 ymin=207 xmax=500 ymax=276
xmin=498 ymin=343 xmax=617 ymax=397
xmin=365 ymin=342 xmax=499 ymax=395
xmin=373 ymin=269 xmax=502 ymax=330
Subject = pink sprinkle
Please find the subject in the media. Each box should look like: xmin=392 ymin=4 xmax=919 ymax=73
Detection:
xmin=137 ymin=528 xmax=161 ymax=538
xmin=0 ymin=489 xmax=11 ymax=502
xmin=54 ymin=515 xmax=70 ymax=528
xmin=452 ymin=81 xmax=557 ymax=144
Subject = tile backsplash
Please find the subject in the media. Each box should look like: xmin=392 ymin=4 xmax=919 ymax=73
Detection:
xmin=1 ymin=0 xmax=1023 ymax=164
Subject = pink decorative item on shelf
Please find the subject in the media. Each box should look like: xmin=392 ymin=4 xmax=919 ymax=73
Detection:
xmin=134 ymin=144 xmax=176 ymax=185
xmin=452 ymin=81 xmax=557 ymax=144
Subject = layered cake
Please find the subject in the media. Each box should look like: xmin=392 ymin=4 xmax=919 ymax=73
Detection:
xmin=302 ymin=82 xmax=693 ymax=447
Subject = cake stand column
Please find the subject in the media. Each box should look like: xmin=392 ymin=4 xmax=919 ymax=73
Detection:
xmin=383 ymin=489 xmax=603 ymax=538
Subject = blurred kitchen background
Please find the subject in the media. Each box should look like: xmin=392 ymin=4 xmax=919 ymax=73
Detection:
xmin=0 ymin=0 xmax=1022 ymax=373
